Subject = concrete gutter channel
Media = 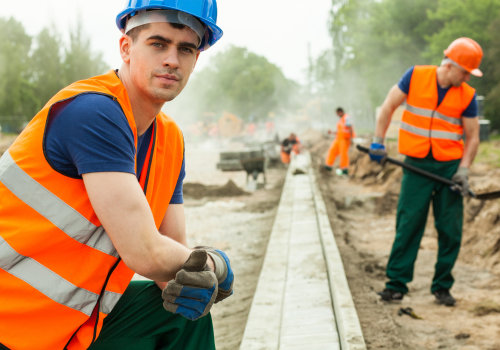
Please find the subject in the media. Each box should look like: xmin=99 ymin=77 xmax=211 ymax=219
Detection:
xmin=240 ymin=152 xmax=366 ymax=350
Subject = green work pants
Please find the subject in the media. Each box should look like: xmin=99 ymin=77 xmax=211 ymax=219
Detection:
xmin=88 ymin=281 xmax=216 ymax=350
xmin=385 ymin=155 xmax=463 ymax=294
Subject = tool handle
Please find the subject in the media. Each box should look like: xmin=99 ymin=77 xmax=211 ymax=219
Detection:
xmin=356 ymin=144 xmax=476 ymax=197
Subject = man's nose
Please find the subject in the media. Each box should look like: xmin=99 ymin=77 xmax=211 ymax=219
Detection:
xmin=163 ymin=47 xmax=180 ymax=69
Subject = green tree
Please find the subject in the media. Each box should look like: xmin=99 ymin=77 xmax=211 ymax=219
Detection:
xmin=310 ymin=0 xmax=500 ymax=131
xmin=484 ymin=17 xmax=500 ymax=130
xmin=179 ymin=45 xmax=296 ymax=123
xmin=62 ymin=15 xmax=108 ymax=84
xmin=30 ymin=27 xmax=65 ymax=113
xmin=0 ymin=17 xmax=34 ymax=131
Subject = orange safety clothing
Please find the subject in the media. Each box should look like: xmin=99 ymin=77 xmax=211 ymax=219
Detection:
xmin=325 ymin=114 xmax=353 ymax=169
xmin=0 ymin=70 xmax=184 ymax=350
xmin=399 ymin=65 xmax=475 ymax=161
xmin=281 ymin=137 xmax=300 ymax=164
xmin=281 ymin=151 xmax=291 ymax=164
xmin=335 ymin=114 xmax=354 ymax=139
xmin=325 ymin=138 xmax=350 ymax=169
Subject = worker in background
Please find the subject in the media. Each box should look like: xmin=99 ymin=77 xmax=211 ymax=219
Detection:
xmin=0 ymin=1 xmax=234 ymax=349
xmin=281 ymin=132 xmax=301 ymax=164
xmin=322 ymin=107 xmax=354 ymax=175
xmin=369 ymin=37 xmax=482 ymax=307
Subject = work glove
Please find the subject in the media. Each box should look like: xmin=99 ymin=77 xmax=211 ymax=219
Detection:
xmin=450 ymin=167 xmax=470 ymax=197
xmin=369 ymin=142 xmax=387 ymax=163
xmin=162 ymin=250 xmax=218 ymax=321
xmin=197 ymin=246 xmax=234 ymax=303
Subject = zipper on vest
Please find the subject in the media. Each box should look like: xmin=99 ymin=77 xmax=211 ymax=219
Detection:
xmin=90 ymin=258 xmax=122 ymax=345
xmin=63 ymin=257 xmax=121 ymax=349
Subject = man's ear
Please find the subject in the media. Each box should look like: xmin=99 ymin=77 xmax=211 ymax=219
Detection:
xmin=119 ymin=35 xmax=132 ymax=63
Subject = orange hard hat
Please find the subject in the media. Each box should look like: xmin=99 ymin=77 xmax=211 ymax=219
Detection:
xmin=444 ymin=37 xmax=483 ymax=77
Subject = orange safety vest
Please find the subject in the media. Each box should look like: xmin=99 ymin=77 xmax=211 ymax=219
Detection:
xmin=336 ymin=114 xmax=353 ymax=139
xmin=399 ymin=65 xmax=475 ymax=161
xmin=0 ymin=71 xmax=184 ymax=349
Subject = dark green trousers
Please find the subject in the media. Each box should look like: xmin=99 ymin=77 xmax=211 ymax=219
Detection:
xmin=385 ymin=155 xmax=463 ymax=294
xmin=88 ymin=281 xmax=215 ymax=350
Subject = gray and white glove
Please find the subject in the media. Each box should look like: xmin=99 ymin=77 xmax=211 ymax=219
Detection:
xmin=196 ymin=246 xmax=234 ymax=303
xmin=451 ymin=167 xmax=470 ymax=197
xmin=162 ymin=250 xmax=218 ymax=320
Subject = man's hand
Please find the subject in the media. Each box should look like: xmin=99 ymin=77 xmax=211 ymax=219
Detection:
xmin=451 ymin=167 xmax=470 ymax=196
xmin=369 ymin=142 xmax=387 ymax=163
xmin=207 ymin=249 xmax=234 ymax=303
xmin=195 ymin=246 xmax=234 ymax=303
xmin=162 ymin=250 xmax=218 ymax=321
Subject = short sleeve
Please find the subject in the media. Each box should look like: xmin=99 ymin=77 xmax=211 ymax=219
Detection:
xmin=45 ymin=93 xmax=136 ymax=178
xmin=169 ymin=158 xmax=185 ymax=204
xmin=397 ymin=66 xmax=414 ymax=95
xmin=462 ymin=93 xmax=478 ymax=118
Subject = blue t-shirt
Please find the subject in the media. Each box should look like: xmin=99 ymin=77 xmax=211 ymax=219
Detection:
xmin=44 ymin=93 xmax=185 ymax=204
xmin=398 ymin=66 xmax=477 ymax=118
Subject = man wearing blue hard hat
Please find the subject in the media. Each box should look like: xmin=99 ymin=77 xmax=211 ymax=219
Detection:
xmin=0 ymin=1 xmax=232 ymax=349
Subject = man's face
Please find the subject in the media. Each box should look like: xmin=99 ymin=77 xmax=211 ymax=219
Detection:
xmin=123 ymin=21 xmax=200 ymax=103
xmin=448 ymin=63 xmax=471 ymax=87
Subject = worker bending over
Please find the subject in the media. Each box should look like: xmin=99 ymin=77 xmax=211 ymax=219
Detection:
xmin=323 ymin=107 xmax=354 ymax=175
xmin=0 ymin=1 xmax=234 ymax=349
xmin=281 ymin=132 xmax=301 ymax=164
xmin=369 ymin=37 xmax=482 ymax=307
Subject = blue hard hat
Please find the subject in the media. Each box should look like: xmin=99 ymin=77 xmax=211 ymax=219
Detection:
xmin=116 ymin=0 xmax=223 ymax=50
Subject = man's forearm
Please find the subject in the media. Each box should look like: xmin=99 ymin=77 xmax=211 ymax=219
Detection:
xmin=374 ymin=106 xmax=392 ymax=140
xmin=460 ymin=117 xmax=480 ymax=168
xmin=460 ymin=135 xmax=479 ymax=168
xmin=374 ymin=85 xmax=406 ymax=140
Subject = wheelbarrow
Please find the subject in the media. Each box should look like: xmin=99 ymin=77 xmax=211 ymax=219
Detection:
xmin=239 ymin=149 xmax=267 ymax=185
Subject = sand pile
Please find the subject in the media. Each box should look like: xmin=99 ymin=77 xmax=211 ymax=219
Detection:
xmin=183 ymin=180 xmax=249 ymax=199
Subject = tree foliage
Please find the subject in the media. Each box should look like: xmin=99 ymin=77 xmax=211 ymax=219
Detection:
xmin=176 ymin=45 xmax=296 ymax=123
xmin=0 ymin=17 xmax=33 ymax=131
xmin=0 ymin=16 xmax=107 ymax=132
xmin=311 ymin=0 xmax=500 ymax=131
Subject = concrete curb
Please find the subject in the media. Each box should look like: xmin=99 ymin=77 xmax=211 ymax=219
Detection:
xmin=239 ymin=152 xmax=366 ymax=349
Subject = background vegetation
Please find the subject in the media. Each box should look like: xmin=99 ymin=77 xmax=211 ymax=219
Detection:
xmin=311 ymin=0 xmax=500 ymax=132
xmin=1 ymin=0 xmax=499 ymax=134
xmin=0 ymin=16 xmax=106 ymax=132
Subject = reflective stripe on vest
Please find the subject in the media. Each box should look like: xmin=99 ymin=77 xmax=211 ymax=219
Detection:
xmin=0 ymin=152 xmax=117 ymax=257
xmin=0 ymin=236 xmax=98 ymax=316
xmin=400 ymin=120 xmax=463 ymax=141
xmin=405 ymin=104 xmax=462 ymax=126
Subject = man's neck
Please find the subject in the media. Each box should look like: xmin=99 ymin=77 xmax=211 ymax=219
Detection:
xmin=118 ymin=67 xmax=164 ymax=135
xmin=436 ymin=66 xmax=451 ymax=89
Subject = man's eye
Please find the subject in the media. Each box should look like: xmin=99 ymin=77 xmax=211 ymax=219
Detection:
xmin=180 ymin=47 xmax=194 ymax=54
xmin=152 ymin=42 xmax=164 ymax=48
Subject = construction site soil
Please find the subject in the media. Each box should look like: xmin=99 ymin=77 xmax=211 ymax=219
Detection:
xmin=183 ymin=132 xmax=500 ymax=350
xmin=1 ymin=131 xmax=499 ymax=349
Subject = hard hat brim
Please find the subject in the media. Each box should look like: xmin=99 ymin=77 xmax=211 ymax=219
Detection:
xmin=470 ymin=68 xmax=483 ymax=77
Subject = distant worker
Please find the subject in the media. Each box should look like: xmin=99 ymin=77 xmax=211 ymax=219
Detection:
xmin=281 ymin=133 xmax=301 ymax=164
xmin=369 ymin=37 xmax=483 ymax=307
xmin=323 ymin=107 xmax=355 ymax=175
xmin=0 ymin=1 xmax=234 ymax=349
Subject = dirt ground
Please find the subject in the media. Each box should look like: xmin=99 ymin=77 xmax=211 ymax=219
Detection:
xmin=184 ymin=134 xmax=500 ymax=350
xmin=181 ymin=143 xmax=286 ymax=350
xmin=304 ymin=129 xmax=500 ymax=350
xmin=2 ymin=132 xmax=499 ymax=349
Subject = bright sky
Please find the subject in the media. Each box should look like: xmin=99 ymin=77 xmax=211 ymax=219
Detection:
xmin=4 ymin=0 xmax=333 ymax=82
